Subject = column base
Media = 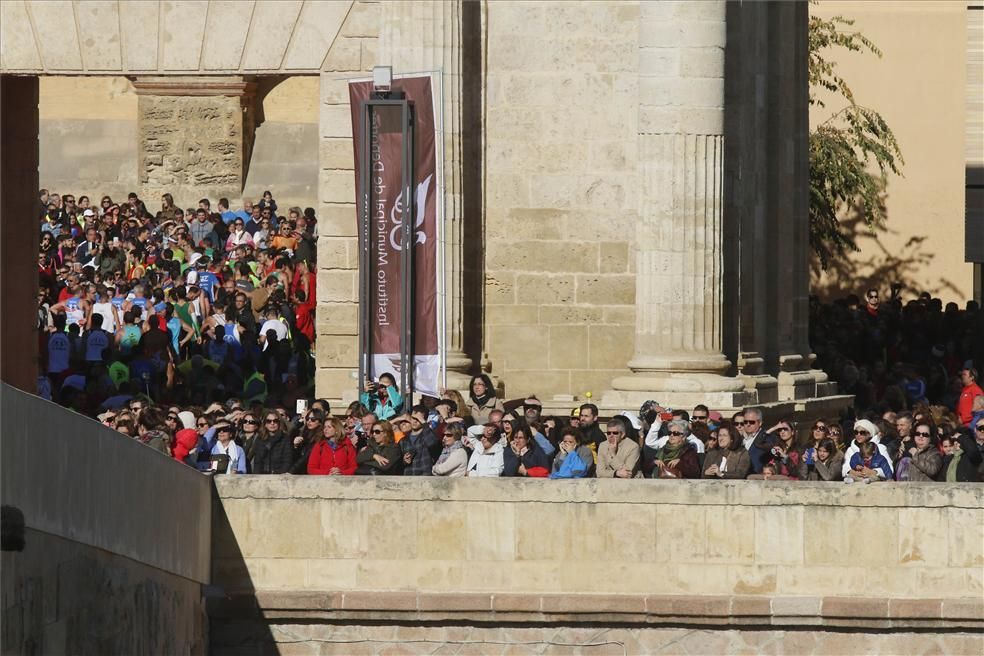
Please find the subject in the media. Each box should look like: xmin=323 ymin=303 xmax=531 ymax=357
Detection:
xmin=444 ymin=350 xmax=475 ymax=393
xmin=602 ymin=372 xmax=756 ymax=414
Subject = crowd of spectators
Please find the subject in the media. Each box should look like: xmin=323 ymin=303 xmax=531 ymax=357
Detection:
xmin=36 ymin=188 xmax=983 ymax=481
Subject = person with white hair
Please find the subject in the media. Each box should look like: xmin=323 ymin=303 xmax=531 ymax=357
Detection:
xmin=841 ymin=419 xmax=894 ymax=480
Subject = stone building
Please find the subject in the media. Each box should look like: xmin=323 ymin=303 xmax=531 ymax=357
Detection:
xmin=3 ymin=0 xmax=978 ymax=414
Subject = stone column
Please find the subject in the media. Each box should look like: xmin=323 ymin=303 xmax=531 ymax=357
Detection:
xmin=378 ymin=0 xmax=475 ymax=390
xmin=604 ymin=1 xmax=749 ymax=410
xmin=725 ymin=2 xmax=822 ymax=402
xmin=131 ymin=76 xmax=256 ymax=204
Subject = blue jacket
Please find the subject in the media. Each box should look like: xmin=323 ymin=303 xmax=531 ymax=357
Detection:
xmin=848 ymin=451 xmax=893 ymax=480
xmin=359 ymin=384 xmax=402 ymax=420
xmin=550 ymin=448 xmax=589 ymax=479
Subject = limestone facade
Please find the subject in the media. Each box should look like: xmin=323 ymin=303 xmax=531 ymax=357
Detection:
xmin=11 ymin=0 xmax=945 ymax=410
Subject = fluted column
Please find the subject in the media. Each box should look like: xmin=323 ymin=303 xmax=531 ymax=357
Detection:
xmin=379 ymin=0 xmax=474 ymax=389
xmin=606 ymin=0 xmax=747 ymax=408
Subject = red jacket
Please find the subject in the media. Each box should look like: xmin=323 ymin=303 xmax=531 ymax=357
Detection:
xmin=307 ymin=440 xmax=357 ymax=475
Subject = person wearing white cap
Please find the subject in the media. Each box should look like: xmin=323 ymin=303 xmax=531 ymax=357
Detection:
xmin=841 ymin=419 xmax=894 ymax=480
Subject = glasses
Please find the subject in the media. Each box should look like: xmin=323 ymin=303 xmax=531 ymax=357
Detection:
xmin=745 ymin=419 xmax=760 ymax=425
xmin=605 ymin=430 xmax=623 ymax=436
xmin=976 ymin=426 xmax=984 ymax=433
xmin=167 ymin=415 xmax=179 ymax=421
xmin=734 ymin=420 xmax=746 ymax=426
xmin=778 ymin=427 xmax=792 ymax=432
xmin=853 ymin=430 xmax=869 ymax=436
xmin=306 ymin=416 xmax=321 ymax=423
xmin=197 ymin=422 xmax=208 ymax=428
xmin=813 ymin=425 xmax=827 ymax=431
xmin=371 ymin=429 xmax=383 ymax=435
xmin=692 ymin=415 xmax=708 ymax=421
xmin=265 ymin=418 xmax=279 ymax=424
xmin=668 ymin=431 xmax=685 ymax=437
xmin=914 ymin=431 xmax=932 ymax=437
xmin=129 ymin=405 xmax=143 ymax=412
xmin=243 ymin=419 xmax=258 ymax=425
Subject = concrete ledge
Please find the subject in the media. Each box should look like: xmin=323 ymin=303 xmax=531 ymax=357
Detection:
xmin=213 ymin=475 xmax=984 ymax=509
xmin=208 ymin=591 xmax=984 ymax=630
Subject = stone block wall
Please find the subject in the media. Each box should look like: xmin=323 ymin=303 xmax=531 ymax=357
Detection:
xmin=137 ymin=93 xmax=245 ymax=203
xmin=481 ymin=1 xmax=639 ymax=398
xmin=315 ymin=1 xmax=380 ymax=399
xmin=39 ymin=76 xmax=138 ymax=201
xmin=212 ymin=477 xmax=984 ymax=602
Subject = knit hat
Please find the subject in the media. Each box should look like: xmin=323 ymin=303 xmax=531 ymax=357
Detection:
xmin=178 ymin=411 xmax=197 ymax=430
xmin=853 ymin=419 xmax=880 ymax=441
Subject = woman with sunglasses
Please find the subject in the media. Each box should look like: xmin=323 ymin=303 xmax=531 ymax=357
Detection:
xmin=251 ymin=411 xmax=298 ymax=474
xmin=238 ymin=412 xmax=261 ymax=469
xmin=754 ymin=419 xmax=802 ymax=480
xmin=288 ymin=410 xmax=327 ymax=473
xmin=355 ymin=420 xmax=401 ymax=475
xmin=432 ymin=424 xmax=469 ymax=477
xmin=902 ymin=421 xmax=943 ymax=482
xmin=650 ymin=419 xmax=699 ymax=479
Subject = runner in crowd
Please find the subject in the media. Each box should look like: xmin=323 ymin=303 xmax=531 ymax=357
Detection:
xmin=35 ymin=192 xmax=982 ymax=481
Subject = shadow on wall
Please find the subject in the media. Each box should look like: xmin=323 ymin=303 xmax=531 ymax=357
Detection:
xmin=810 ymin=209 xmax=964 ymax=302
xmin=207 ymin=487 xmax=273 ymax=655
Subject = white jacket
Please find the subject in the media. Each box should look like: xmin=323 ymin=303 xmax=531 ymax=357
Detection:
xmin=463 ymin=435 xmax=504 ymax=477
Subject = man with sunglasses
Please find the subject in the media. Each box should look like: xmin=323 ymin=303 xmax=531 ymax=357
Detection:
xmin=596 ymin=417 xmax=640 ymax=478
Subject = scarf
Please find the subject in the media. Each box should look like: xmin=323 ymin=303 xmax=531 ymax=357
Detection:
xmin=435 ymin=440 xmax=463 ymax=466
xmin=946 ymin=447 xmax=963 ymax=482
xmin=657 ymin=440 xmax=688 ymax=463
xmin=470 ymin=391 xmax=493 ymax=409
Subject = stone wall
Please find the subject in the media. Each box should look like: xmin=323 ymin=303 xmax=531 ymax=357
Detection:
xmin=210 ymin=475 xmax=984 ymax=654
xmin=242 ymin=76 xmax=319 ymax=208
xmin=0 ymin=384 xmax=212 ymax=654
xmin=212 ymin=623 xmax=983 ymax=656
xmin=212 ymin=476 xmax=983 ymax=601
xmin=481 ymin=1 xmax=639 ymax=398
xmin=39 ymin=76 xmax=138 ymax=201
xmin=315 ymin=1 xmax=380 ymax=398
xmin=137 ymin=90 xmax=247 ymax=203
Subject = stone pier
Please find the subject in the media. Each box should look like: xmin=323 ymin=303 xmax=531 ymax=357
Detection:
xmin=132 ymin=76 xmax=256 ymax=203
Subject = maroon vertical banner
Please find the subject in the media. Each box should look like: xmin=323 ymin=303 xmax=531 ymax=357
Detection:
xmin=350 ymin=76 xmax=440 ymax=397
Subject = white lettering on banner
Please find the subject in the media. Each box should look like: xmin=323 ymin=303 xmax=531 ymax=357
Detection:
xmin=389 ymin=174 xmax=432 ymax=251
xmin=370 ymin=112 xmax=390 ymax=327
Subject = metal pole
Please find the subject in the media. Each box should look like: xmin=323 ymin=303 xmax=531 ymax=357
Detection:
xmin=399 ymin=100 xmax=416 ymax=411
xmin=358 ymin=101 xmax=373 ymax=397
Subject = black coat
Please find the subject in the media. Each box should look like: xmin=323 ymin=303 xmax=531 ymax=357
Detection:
xmin=502 ymin=442 xmax=551 ymax=477
xmin=251 ymin=432 xmax=298 ymax=474
xmin=935 ymin=432 xmax=982 ymax=482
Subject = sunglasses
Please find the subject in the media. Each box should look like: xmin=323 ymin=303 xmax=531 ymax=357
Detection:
xmin=778 ymin=427 xmax=792 ymax=432
xmin=734 ymin=420 xmax=746 ymax=426
xmin=813 ymin=425 xmax=827 ymax=431
xmin=976 ymin=426 xmax=984 ymax=433
xmin=306 ymin=416 xmax=321 ymax=422
xmin=668 ymin=431 xmax=685 ymax=437
xmin=853 ymin=430 xmax=869 ymax=435
xmin=605 ymin=430 xmax=623 ymax=436
xmin=371 ymin=429 xmax=383 ymax=434
xmin=914 ymin=431 xmax=932 ymax=437
xmin=197 ymin=422 xmax=208 ymax=428
xmin=691 ymin=415 xmax=708 ymax=421
xmin=265 ymin=418 xmax=279 ymax=424
xmin=167 ymin=414 xmax=179 ymax=421
xmin=243 ymin=419 xmax=258 ymax=425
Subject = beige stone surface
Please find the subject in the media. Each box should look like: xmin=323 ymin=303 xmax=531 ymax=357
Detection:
xmin=201 ymin=1 xmax=253 ymax=71
xmin=213 ymin=477 xmax=984 ymax=603
xmin=1 ymin=0 xmax=355 ymax=75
